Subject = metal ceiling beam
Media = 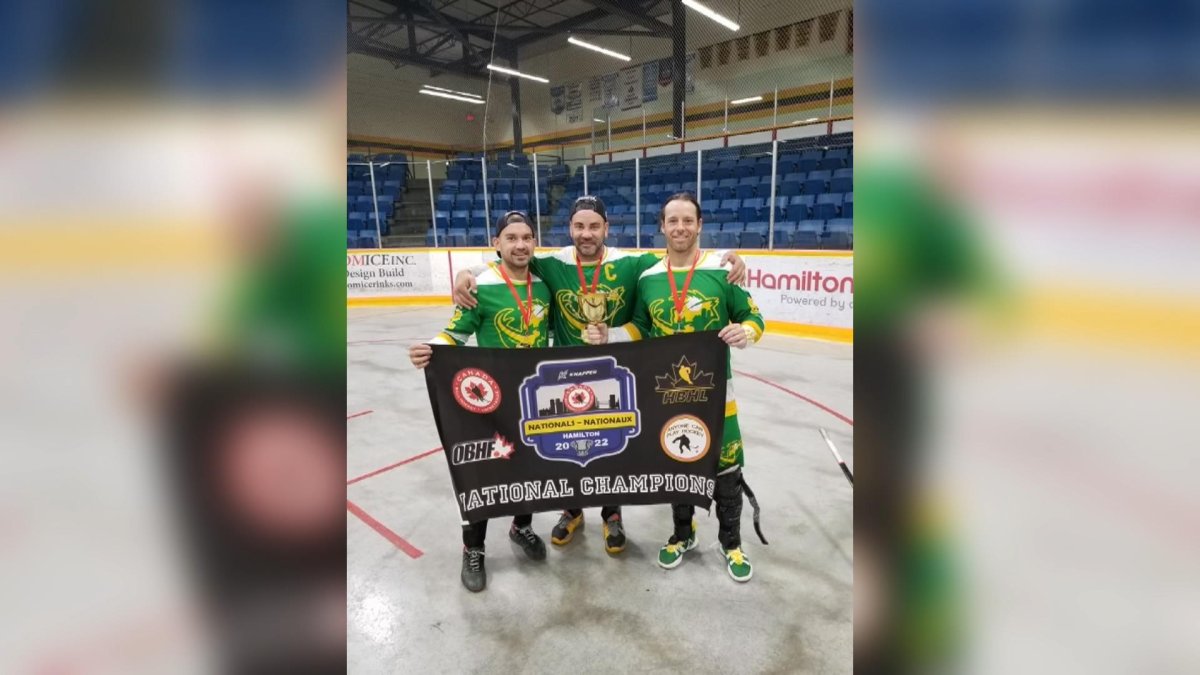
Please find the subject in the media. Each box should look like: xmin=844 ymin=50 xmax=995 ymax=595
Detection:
xmin=351 ymin=15 xmax=649 ymax=37
xmin=581 ymin=0 xmax=672 ymax=35
xmin=511 ymin=7 xmax=607 ymax=46
xmin=387 ymin=0 xmax=510 ymax=46
xmin=406 ymin=10 xmax=417 ymax=55
xmin=414 ymin=0 xmax=481 ymax=63
xmin=350 ymin=42 xmax=491 ymax=80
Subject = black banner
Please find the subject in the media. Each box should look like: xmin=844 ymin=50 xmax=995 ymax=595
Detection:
xmin=423 ymin=332 xmax=728 ymax=523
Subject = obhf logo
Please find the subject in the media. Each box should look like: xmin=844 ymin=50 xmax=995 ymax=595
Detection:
xmin=450 ymin=434 xmax=516 ymax=465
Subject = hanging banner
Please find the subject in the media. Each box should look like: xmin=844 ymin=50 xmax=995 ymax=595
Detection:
xmin=657 ymin=57 xmax=673 ymax=86
xmin=620 ymin=66 xmax=641 ymax=110
xmin=588 ymin=76 xmax=602 ymax=102
xmin=601 ymin=73 xmax=619 ymax=109
xmin=423 ymin=332 xmax=727 ymax=523
xmin=566 ymin=81 xmax=584 ymax=123
xmin=642 ymin=63 xmax=658 ymax=102
xmin=566 ymin=82 xmax=583 ymax=111
xmin=550 ymin=85 xmax=565 ymax=115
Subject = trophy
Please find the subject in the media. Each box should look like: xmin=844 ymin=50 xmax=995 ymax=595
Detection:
xmin=579 ymin=291 xmax=608 ymax=341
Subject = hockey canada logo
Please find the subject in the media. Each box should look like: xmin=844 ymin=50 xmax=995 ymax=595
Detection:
xmin=518 ymin=356 xmax=640 ymax=467
xmin=661 ymin=415 xmax=711 ymax=462
xmin=452 ymin=367 xmax=501 ymax=414
xmin=655 ymin=355 xmax=716 ymax=404
xmin=449 ymin=433 xmax=516 ymax=465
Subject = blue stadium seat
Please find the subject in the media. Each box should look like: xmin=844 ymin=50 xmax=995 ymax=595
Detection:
xmin=822 ymin=231 xmax=851 ymax=249
xmin=716 ymin=231 xmax=739 ymax=248
xmin=830 ymin=177 xmax=853 ymax=193
xmin=790 ymin=230 xmax=820 ymax=249
xmin=740 ymin=231 xmax=765 ymax=248
xmin=813 ymin=194 xmax=844 ymax=220
xmin=802 ymin=179 xmax=827 ymax=195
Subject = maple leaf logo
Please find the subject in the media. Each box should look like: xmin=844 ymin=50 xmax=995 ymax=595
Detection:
xmin=490 ymin=433 xmax=515 ymax=459
xmin=655 ymin=356 xmax=715 ymax=391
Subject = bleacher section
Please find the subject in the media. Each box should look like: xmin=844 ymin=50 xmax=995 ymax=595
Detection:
xmin=356 ymin=133 xmax=851 ymax=250
xmin=346 ymin=153 xmax=408 ymax=248
xmin=425 ymin=150 xmax=569 ymax=247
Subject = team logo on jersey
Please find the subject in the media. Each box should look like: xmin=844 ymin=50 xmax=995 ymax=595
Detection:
xmin=648 ymin=291 xmax=722 ymax=334
xmin=449 ymin=433 xmax=516 ymax=465
xmin=655 ymin=356 xmax=716 ymax=404
xmin=556 ymin=286 xmax=626 ymax=333
xmin=494 ymin=300 xmax=549 ymax=348
xmin=660 ymin=415 xmax=711 ymax=462
xmin=452 ymin=367 xmax=501 ymax=413
xmin=518 ymin=356 xmax=640 ymax=467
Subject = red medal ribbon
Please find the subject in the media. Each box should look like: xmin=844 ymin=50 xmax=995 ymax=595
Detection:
xmin=666 ymin=250 xmax=701 ymax=322
xmin=575 ymin=251 xmax=604 ymax=294
xmin=497 ymin=264 xmax=534 ymax=329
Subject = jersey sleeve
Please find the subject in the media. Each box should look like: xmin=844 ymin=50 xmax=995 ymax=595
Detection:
xmin=636 ymin=251 xmax=661 ymax=274
xmin=611 ymin=278 xmax=652 ymax=342
xmin=429 ymin=305 xmax=480 ymax=345
xmin=728 ymin=282 xmax=766 ymax=344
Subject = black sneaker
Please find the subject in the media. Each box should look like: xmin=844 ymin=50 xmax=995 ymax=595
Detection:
xmin=550 ymin=511 xmax=584 ymax=546
xmin=509 ymin=524 xmax=547 ymax=560
xmin=603 ymin=513 xmax=627 ymax=554
xmin=461 ymin=547 xmax=486 ymax=592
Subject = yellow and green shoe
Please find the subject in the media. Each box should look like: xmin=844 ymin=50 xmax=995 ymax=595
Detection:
xmin=657 ymin=521 xmax=697 ymax=569
xmin=723 ymin=547 xmax=753 ymax=582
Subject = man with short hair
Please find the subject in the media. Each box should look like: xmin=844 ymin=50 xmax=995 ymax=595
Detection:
xmin=586 ymin=192 xmax=767 ymax=583
xmin=410 ymin=211 xmax=551 ymax=592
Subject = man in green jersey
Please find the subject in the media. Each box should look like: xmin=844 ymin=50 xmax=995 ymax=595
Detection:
xmin=409 ymin=212 xmax=551 ymax=592
xmin=452 ymin=195 xmax=747 ymax=555
xmin=586 ymin=193 xmax=767 ymax=583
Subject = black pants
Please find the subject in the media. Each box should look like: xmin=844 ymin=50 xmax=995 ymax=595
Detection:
xmin=672 ymin=469 xmax=744 ymax=549
xmin=462 ymin=513 xmax=532 ymax=548
xmin=564 ymin=505 xmax=621 ymax=520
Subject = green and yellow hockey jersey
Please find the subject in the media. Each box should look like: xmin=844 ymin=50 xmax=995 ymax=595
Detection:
xmin=528 ymin=246 xmax=660 ymax=346
xmin=615 ymin=250 xmax=765 ymax=379
xmin=431 ymin=263 xmax=552 ymax=348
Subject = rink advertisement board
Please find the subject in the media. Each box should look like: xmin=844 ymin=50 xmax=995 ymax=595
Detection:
xmin=346 ymin=251 xmax=433 ymax=296
xmin=740 ymin=253 xmax=853 ymax=333
xmin=348 ymin=248 xmax=853 ymax=342
xmin=423 ymin=331 xmax=727 ymax=523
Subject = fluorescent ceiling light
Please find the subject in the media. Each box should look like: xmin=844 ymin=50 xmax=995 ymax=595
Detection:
xmin=486 ymin=63 xmax=550 ymax=84
xmin=419 ymin=89 xmax=487 ymax=104
xmin=422 ymin=84 xmax=482 ymax=99
xmin=593 ymin=118 xmax=606 ymax=123
xmin=682 ymin=0 xmax=740 ymax=31
xmin=568 ymin=36 xmax=632 ymax=62
xmin=730 ymin=95 xmax=763 ymax=105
